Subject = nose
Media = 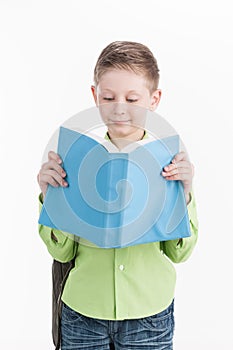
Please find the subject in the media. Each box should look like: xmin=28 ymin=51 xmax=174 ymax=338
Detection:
xmin=113 ymin=102 xmax=127 ymax=116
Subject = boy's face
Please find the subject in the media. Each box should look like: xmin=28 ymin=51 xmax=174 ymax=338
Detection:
xmin=91 ymin=69 xmax=161 ymax=139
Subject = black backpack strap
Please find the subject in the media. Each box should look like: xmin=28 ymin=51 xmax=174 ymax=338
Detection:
xmin=52 ymin=257 xmax=116 ymax=350
xmin=52 ymin=258 xmax=75 ymax=349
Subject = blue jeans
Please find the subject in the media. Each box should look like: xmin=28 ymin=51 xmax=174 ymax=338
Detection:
xmin=61 ymin=299 xmax=175 ymax=350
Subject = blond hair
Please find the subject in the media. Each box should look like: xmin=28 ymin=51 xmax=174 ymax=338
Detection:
xmin=93 ymin=41 xmax=160 ymax=94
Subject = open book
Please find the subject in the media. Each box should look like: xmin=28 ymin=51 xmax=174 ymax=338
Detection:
xmin=39 ymin=126 xmax=191 ymax=248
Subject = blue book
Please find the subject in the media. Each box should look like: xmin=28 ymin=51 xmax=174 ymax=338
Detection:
xmin=38 ymin=126 xmax=191 ymax=248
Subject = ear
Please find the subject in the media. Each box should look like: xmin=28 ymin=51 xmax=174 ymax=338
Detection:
xmin=91 ymin=85 xmax=98 ymax=106
xmin=149 ymin=89 xmax=162 ymax=111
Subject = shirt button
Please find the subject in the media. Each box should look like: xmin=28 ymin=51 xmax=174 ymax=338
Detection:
xmin=119 ymin=264 xmax=125 ymax=271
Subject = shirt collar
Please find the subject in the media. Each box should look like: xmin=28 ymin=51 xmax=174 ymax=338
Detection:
xmin=104 ymin=130 xmax=148 ymax=141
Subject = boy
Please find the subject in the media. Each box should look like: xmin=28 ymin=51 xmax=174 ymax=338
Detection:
xmin=37 ymin=41 xmax=198 ymax=349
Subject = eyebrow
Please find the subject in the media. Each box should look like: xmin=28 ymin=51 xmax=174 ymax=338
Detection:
xmin=101 ymin=89 xmax=142 ymax=95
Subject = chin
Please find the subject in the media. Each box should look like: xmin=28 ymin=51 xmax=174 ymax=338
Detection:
xmin=109 ymin=125 xmax=136 ymax=138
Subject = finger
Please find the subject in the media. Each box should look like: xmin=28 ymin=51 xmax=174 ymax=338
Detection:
xmin=41 ymin=169 xmax=68 ymax=187
xmin=41 ymin=174 xmax=59 ymax=188
xmin=163 ymin=160 xmax=191 ymax=172
xmin=171 ymin=151 xmax=189 ymax=164
xmin=162 ymin=167 xmax=192 ymax=177
xmin=41 ymin=159 xmax=66 ymax=177
xmin=163 ymin=173 xmax=190 ymax=181
xmin=48 ymin=151 xmax=62 ymax=164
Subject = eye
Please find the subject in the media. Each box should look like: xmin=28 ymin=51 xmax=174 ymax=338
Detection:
xmin=127 ymin=99 xmax=138 ymax=103
xmin=103 ymin=97 xmax=114 ymax=101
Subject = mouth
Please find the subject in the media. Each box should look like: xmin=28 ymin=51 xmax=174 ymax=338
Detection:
xmin=109 ymin=119 xmax=131 ymax=125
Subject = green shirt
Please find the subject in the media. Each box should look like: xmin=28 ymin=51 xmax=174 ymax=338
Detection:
xmin=38 ymin=134 xmax=198 ymax=320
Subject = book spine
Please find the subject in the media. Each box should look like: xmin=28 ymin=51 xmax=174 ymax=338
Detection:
xmin=103 ymin=153 xmax=128 ymax=248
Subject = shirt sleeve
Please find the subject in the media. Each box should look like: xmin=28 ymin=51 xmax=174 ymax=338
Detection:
xmin=38 ymin=193 xmax=78 ymax=262
xmin=160 ymin=189 xmax=198 ymax=263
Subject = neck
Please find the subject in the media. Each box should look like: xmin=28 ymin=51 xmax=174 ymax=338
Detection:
xmin=107 ymin=129 xmax=145 ymax=150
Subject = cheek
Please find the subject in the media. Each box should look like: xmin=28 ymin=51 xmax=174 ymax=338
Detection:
xmin=99 ymin=104 xmax=114 ymax=121
xmin=134 ymin=97 xmax=151 ymax=111
xmin=128 ymin=105 xmax=147 ymax=127
xmin=142 ymin=96 xmax=151 ymax=107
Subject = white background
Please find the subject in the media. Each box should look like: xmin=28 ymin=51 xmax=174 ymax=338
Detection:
xmin=0 ymin=0 xmax=233 ymax=349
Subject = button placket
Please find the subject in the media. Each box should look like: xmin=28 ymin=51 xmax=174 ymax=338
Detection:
xmin=114 ymin=248 xmax=129 ymax=318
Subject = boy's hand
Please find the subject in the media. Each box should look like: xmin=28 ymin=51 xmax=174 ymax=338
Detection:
xmin=37 ymin=151 xmax=68 ymax=201
xmin=161 ymin=151 xmax=194 ymax=204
